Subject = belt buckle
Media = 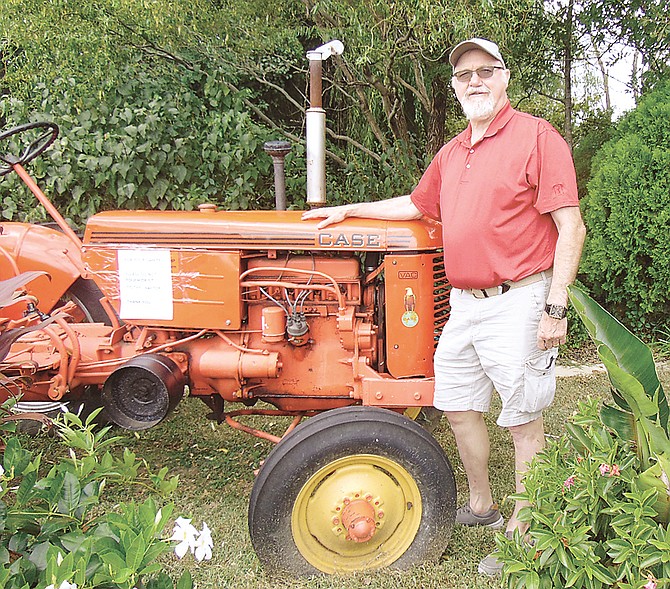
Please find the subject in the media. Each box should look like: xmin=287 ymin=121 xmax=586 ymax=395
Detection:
xmin=498 ymin=283 xmax=511 ymax=295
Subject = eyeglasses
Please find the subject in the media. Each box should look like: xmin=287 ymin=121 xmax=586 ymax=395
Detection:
xmin=453 ymin=66 xmax=505 ymax=83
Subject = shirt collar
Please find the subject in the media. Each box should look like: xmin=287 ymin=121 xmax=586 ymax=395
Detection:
xmin=457 ymin=100 xmax=514 ymax=147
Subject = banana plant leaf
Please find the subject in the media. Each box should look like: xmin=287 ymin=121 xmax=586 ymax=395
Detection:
xmin=569 ymin=285 xmax=670 ymax=521
xmin=0 ymin=271 xmax=49 ymax=309
xmin=638 ymin=452 xmax=670 ymax=522
xmin=568 ymin=285 xmax=668 ymax=431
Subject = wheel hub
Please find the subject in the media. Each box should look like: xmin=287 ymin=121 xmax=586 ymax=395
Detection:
xmin=333 ymin=493 xmax=383 ymax=543
xmin=291 ymin=454 xmax=422 ymax=572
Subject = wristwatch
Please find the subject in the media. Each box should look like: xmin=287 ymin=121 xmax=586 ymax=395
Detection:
xmin=544 ymin=304 xmax=568 ymax=319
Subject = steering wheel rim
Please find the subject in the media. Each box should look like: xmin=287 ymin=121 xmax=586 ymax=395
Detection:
xmin=0 ymin=122 xmax=59 ymax=177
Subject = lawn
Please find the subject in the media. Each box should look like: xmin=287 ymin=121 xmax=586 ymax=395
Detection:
xmin=18 ymin=364 xmax=670 ymax=589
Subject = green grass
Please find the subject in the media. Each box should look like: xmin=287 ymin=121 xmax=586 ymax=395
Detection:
xmin=18 ymin=367 xmax=670 ymax=589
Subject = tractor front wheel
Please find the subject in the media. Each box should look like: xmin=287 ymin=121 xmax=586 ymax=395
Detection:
xmin=248 ymin=406 xmax=456 ymax=576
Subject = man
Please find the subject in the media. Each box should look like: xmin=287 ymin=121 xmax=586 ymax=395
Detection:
xmin=302 ymin=38 xmax=586 ymax=576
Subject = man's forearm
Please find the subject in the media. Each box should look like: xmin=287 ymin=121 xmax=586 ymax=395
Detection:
xmin=302 ymin=194 xmax=423 ymax=229
xmin=546 ymin=206 xmax=587 ymax=306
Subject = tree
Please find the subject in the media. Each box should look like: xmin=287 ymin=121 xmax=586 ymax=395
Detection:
xmin=581 ymin=0 xmax=670 ymax=93
xmin=580 ymin=78 xmax=670 ymax=335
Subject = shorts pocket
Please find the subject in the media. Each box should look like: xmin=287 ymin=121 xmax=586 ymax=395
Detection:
xmin=520 ymin=350 xmax=557 ymax=413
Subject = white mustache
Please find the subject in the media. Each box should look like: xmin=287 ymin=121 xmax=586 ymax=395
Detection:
xmin=465 ymin=90 xmax=490 ymax=97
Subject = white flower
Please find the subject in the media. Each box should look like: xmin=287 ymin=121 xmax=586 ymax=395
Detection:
xmin=169 ymin=517 xmax=199 ymax=559
xmin=45 ymin=582 xmax=77 ymax=589
xmin=193 ymin=523 xmax=213 ymax=562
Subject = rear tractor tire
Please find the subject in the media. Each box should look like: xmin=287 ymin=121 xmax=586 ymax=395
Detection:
xmin=57 ymin=277 xmax=113 ymax=325
xmin=248 ymin=406 xmax=456 ymax=576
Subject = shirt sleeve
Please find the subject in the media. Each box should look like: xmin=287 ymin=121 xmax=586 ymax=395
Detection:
xmin=409 ymin=149 xmax=444 ymax=222
xmin=531 ymin=123 xmax=580 ymax=214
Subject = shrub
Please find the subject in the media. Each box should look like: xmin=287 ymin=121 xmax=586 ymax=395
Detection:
xmin=497 ymin=397 xmax=668 ymax=589
xmin=580 ymin=79 xmax=670 ymax=336
xmin=0 ymin=65 xmax=278 ymax=228
xmin=0 ymin=403 xmax=210 ymax=588
xmin=498 ymin=285 xmax=670 ymax=588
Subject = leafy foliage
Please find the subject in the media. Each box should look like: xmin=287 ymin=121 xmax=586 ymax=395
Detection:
xmin=572 ymin=110 xmax=616 ymax=196
xmin=0 ymin=0 xmax=564 ymax=215
xmin=580 ymin=79 xmax=670 ymax=335
xmin=498 ymin=398 xmax=667 ymax=589
xmin=498 ymin=286 xmax=670 ymax=588
xmin=0 ymin=66 xmax=278 ymax=227
xmin=0 ymin=404 xmax=196 ymax=589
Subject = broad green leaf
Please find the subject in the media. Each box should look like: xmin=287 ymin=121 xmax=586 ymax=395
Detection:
xmin=125 ymin=533 xmax=147 ymax=571
xmin=598 ymin=348 xmax=659 ymax=418
xmin=590 ymin=562 xmax=617 ymax=584
xmin=565 ymin=421 xmax=595 ymax=454
xmin=3 ymin=437 xmax=32 ymax=474
xmin=57 ymin=472 xmax=82 ymax=515
xmin=26 ymin=541 xmax=50 ymax=571
xmin=99 ymin=550 xmax=126 ymax=574
xmin=15 ymin=470 xmax=37 ymax=507
xmin=177 ymin=569 xmax=193 ymax=589
xmin=637 ymin=454 xmax=670 ymax=522
xmin=569 ymin=285 xmax=667 ymax=428
xmin=600 ymin=404 xmax=635 ymax=441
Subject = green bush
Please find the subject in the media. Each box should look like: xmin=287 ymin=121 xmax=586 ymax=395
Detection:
xmin=581 ymin=80 xmax=670 ymax=336
xmin=0 ymin=65 xmax=279 ymax=228
xmin=498 ymin=285 xmax=670 ymax=588
xmin=0 ymin=403 xmax=210 ymax=588
xmin=498 ymin=397 xmax=669 ymax=589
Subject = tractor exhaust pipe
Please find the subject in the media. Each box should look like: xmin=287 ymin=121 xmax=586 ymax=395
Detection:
xmin=306 ymin=40 xmax=344 ymax=207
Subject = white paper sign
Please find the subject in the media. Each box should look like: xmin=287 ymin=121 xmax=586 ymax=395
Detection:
xmin=118 ymin=249 xmax=174 ymax=320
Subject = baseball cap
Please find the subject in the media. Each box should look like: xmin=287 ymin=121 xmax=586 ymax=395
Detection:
xmin=449 ymin=38 xmax=506 ymax=68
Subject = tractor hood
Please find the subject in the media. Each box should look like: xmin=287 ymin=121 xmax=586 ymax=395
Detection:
xmin=83 ymin=209 xmax=442 ymax=252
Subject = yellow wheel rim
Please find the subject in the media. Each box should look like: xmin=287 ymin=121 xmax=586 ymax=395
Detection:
xmin=291 ymin=454 xmax=422 ymax=573
xmin=404 ymin=407 xmax=421 ymax=420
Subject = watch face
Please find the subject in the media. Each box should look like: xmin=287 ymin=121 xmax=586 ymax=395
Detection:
xmin=545 ymin=304 xmax=568 ymax=319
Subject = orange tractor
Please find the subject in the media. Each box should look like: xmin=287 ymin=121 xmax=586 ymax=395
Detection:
xmin=0 ymin=43 xmax=457 ymax=576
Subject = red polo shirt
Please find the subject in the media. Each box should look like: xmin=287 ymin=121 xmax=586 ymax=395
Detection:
xmin=411 ymin=101 xmax=579 ymax=290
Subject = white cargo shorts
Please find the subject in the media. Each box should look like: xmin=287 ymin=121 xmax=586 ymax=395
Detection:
xmin=433 ymin=277 xmax=557 ymax=427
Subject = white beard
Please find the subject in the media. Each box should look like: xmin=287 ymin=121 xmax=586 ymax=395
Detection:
xmin=460 ymin=93 xmax=496 ymax=121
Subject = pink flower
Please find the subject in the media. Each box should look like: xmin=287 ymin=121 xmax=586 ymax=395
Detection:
xmin=563 ymin=475 xmax=576 ymax=489
xmin=599 ymin=463 xmax=611 ymax=476
xmin=644 ymin=578 xmax=657 ymax=589
xmin=610 ymin=464 xmax=621 ymax=476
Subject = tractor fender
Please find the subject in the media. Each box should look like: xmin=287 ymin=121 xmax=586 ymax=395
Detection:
xmin=0 ymin=222 xmax=84 ymax=314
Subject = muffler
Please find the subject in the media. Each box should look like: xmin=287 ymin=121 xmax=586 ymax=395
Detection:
xmin=101 ymin=354 xmax=185 ymax=430
xmin=305 ymin=40 xmax=344 ymax=207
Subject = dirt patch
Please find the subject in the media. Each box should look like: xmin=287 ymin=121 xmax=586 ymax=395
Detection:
xmin=560 ymin=339 xmax=600 ymax=365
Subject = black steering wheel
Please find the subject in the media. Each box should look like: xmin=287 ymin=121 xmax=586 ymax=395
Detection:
xmin=0 ymin=121 xmax=59 ymax=177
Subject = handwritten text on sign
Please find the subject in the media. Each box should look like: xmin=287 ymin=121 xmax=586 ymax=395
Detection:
xmin=118 ymin=249 xmax=174 ymax=320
